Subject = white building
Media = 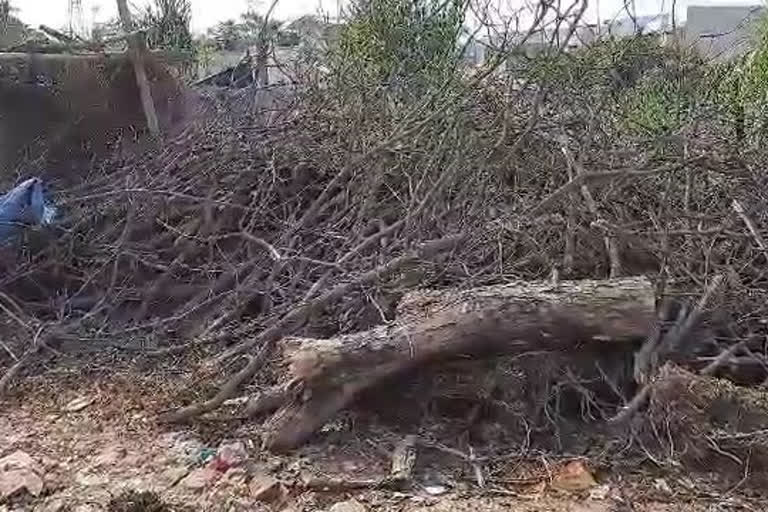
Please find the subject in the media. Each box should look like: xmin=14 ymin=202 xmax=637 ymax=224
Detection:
xmin=685 ymin=5 xmax=764 ymax=61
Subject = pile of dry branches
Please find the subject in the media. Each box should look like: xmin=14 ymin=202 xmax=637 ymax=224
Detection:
xmin=1 ymin=28 xmax=768 ymax=474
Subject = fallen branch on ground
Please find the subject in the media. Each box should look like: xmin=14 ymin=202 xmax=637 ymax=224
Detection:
xmin=159 ymin=234 xmax=467 ymax=423
xmin=255 ymin=276 xmax=655 ymax=451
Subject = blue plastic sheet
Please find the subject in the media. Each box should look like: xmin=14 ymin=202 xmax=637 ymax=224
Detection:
xmin=0 ymin=178 xmax=57 ymax=244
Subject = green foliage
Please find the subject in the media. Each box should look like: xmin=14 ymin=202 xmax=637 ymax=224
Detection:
xmin=738 ymin=13 xmax=768 ymax=106
xmin=206 ymin=11 xmax=280 ymax=51
xmin=333 ymin=0 xmax=467 ymax=90
xmin=139 ymin=0 xmax=194 ymax=52
xmin=621 ymin=77 xmax=691 ymax=136
xmin=207 ymin=19 xmax=242 ymax=51
xmin=707 ymin=12 xmax=768 ymax=140
xmin=677 ymin=12 xmax=768 ymax=143
xmin=526 ymin=36 xmax=674 ymax=94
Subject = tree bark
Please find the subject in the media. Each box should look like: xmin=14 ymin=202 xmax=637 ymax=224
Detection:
xmin=260 ymin=277 xmax=655 ymax=452
xmin=116 ymin=0 xmax=161 ymax=138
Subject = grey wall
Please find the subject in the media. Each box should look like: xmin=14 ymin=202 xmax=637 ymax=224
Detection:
xmin=685 ymin=4 xmax=764 ymax=61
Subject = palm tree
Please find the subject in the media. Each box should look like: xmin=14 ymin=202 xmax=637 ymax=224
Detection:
xmin=0 ymin=1 xmax=18 ymax=25
xmin=140 ymin=0 xmax=194 ymax=51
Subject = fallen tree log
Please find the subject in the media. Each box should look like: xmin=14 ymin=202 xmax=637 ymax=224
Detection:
xmin=259 ymin=277 xmax=656 ymax=452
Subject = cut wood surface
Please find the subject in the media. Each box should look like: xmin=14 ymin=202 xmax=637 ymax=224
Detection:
xmin=260 ymin=276 xmax=655 ymax=452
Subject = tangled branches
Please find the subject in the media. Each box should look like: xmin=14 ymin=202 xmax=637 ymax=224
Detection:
xmin=2 ymin=1 xmax=768 ymax=448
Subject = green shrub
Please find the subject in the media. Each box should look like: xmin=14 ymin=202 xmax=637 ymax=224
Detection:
xmin=332 ymin=0 xmax=467 ymax=93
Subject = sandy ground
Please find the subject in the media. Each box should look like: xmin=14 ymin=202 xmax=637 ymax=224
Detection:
xmin=0 ymin=370 xmax=764 ymax=512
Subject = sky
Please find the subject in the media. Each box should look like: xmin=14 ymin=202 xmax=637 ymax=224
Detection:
xmin=14 ymin=0 xmax=768 ymax=35
xmin=16 ymin=0 xmax=343 ymax=34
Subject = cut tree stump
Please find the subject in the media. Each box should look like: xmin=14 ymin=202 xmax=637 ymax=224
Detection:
xmin=259 ymin=277 xmax=655 ymax=452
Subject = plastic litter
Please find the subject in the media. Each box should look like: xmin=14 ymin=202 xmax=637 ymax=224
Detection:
xmin=0 ymin=178 xmax=57 ymax=244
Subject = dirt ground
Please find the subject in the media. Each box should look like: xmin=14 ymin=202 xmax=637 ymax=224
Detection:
xmin=0 ymin=364 xmax=764 ymax=512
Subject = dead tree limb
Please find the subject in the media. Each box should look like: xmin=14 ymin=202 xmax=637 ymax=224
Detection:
xmin=159 ymin=235 xmax=467 ymax=423
xmin=259 ymin=276 xmax=655 ymax=451
xmin=116 ymin=0 xmax=161 ymax=138
xmin=613 ymin=274 xmax=725 ymax=425
xmin=561 ymin=147 xmax=622 ymax=278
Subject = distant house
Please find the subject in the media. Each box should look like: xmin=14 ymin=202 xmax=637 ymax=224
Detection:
xmin=604 ymin=14 xmax=670 ymax=37
xmin=475 ymin=24 xmax=599 ymax=68
xmin=685 ymin=4 xmax=764 ymax=61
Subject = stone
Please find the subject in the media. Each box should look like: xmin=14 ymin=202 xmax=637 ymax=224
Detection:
xmin=93 ymin=444 xmax=126 ymax=467
xmin=249 ymin=474 xmax=282 ymax=502
xmin=72 ymin=506 xmax=98 ymax=512
xmin=159 ymin=466 xmax=190 ymax=488
xmin=39 ymin=456 xmax=59 ymax=472
xmin=35 ymin=497 xmax=67 ymax=512
xmin=0 ymin=468 xmax=43 ymax=499
xmin=423 ymin=485 xmax=447 ymax=496
xmin=589 ymin=484 xmax=611 ymax=500
xmin=75 ymin=471 xmax=110 ymax=487
xmin=218 ymin=467 xmax=248 ymax=488
xmin=0 ymin=451 xmax=42 ymax=474
xmin=328 ymin=499 xmax=367 ymax=512
xmin=63 ymin=396 xmax=95 ymax=413
xmin=0 ymin=451 xmax=44 ymax=499
xmin=653 ymin=478 xmax=672 ymax=494
xmin=180 ymin=467 xmax=219 ymax=490
xmin=550 ymin=460 xmax=597 ymax=492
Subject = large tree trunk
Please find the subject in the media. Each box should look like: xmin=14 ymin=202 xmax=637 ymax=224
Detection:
xmin=259 ymin=277 xmax=656 ymax=452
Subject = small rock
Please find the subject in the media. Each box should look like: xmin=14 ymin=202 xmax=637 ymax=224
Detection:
xmin=112 ymin=477 xmax=154 ymax=493
xmin=550 ymin=460 xmax=597 ymax=492
xmin=75 ymin=472 xmax=109 ymax=487
xmin=328 ymin=499 xmax=367 ymax=512
xmin=63 ymin=396 xmax=95 ymax=413
xmin=39 ymin=456 xmax=59 ymax=472
xmin=36 ymin=497 xmax=67 ymax=512
xmin=654 ymin=478 xmax=672 ymax=494
xmin=249 ymin=474 xmax=282 ymax=502
xmin=180 ymin=468 xmax=219 ymax=490
xmin=589 ymin=484 xmax=611 ymax=500
xmin=0 ymin=451 xmax=44 ymax=499
xmin=159 ymin=466 xmax=189 ymax=488
xmin=93 ymin=444 xmax=126 ymax=468
xmin=72 ymin=506 xmax=97 ymax=512
xmin=0 ymin=451 xmax=42 ymax=474
xmin=0 ymin=468 xmax=43 ymax=499
xmin=423 ymin=485 xmax=447 ymax=496
xmin=220 ymin=467 xmax=248 ymax=486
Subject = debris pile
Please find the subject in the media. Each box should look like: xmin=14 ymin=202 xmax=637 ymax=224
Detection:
xmin=1 ymin=34 xmax=768 ymax=492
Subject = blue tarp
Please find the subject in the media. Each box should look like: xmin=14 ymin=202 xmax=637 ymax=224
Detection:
xmin=0 ymin=178 xmax=57 ymax=244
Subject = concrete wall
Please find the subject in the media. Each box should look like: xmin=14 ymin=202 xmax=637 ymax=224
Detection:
xmin=685 ymin=5 xmax=764 ymax=61
xmin=0 ymin=53 xmax=186 ymax=181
